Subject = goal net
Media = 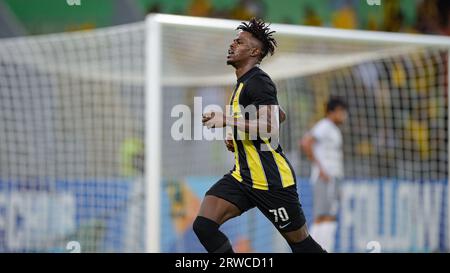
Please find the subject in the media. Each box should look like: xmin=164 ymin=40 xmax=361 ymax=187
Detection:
xmin=0 ymin=23 xmax=147 ymax=252
xmin=0 ymin=14 xmax=449 ymax=252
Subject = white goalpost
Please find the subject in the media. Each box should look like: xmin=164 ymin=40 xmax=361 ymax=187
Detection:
xmin=0 ymin=13 xmax=449 ymax=253
xmin=145 ymin=14 xmax=162 ymax=254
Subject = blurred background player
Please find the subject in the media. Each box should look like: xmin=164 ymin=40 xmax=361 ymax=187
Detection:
xmin=300 ymin=97 xmax=348 ymax=252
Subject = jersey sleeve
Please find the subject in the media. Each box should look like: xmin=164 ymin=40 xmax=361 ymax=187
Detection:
xmin=245 ymin=76 xmax=278 ymax=107
xmin=310 ymin=121 xmax=328 ymax=141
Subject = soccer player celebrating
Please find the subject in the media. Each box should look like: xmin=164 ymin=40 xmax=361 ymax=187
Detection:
xmin=300 ymin=98 xmax=348 ymax=252
xmin=193 ymin=18 xmax=325 ymax=253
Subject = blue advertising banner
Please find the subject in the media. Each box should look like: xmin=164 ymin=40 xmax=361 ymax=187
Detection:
xmin=0 ymin=178 xmax=448 ymax=252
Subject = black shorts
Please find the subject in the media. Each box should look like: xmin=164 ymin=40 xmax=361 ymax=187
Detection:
xmin=205 ymin=174 xmax=306 ymax=232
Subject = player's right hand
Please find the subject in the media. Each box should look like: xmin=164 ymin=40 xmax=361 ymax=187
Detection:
xmin=202 ymin=112 xmax=214 ymax=123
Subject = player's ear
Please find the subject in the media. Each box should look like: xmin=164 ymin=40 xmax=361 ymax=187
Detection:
xmin=250 ymin=47 xmax=260 ymax=58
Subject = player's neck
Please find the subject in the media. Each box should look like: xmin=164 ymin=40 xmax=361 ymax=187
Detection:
xmin=326 ymin=116 xmax=338 ymax=125
xmin=235 ymin=63 xmax=258 ymax=80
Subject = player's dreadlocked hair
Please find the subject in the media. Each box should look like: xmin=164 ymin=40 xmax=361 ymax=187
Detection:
xmin=237 ymin=18 xmax=277 ymax=61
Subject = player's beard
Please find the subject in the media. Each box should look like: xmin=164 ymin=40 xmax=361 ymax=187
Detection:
xmin=226 ymin=57 xmax=238 ymax=68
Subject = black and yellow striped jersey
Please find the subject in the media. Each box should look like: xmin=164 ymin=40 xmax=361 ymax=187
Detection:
xmin=228 ymin=66 xmax=296 ymax=190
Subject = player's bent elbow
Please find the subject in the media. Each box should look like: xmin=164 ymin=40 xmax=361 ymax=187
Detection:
xmin=299 ymin=137 xmax=311 ymax=152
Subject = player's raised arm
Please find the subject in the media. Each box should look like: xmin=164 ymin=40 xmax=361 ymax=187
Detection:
xmin=202 ymin=105 xmax=280 ymax=139
xmin=230 ymin=105 xmax=279 ymax=138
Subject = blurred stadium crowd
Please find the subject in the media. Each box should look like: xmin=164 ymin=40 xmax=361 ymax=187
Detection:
xmin=153 ymin=0 xmax=450 ymax=35
xmin=1 ymin=0 xmax=450 ymax=37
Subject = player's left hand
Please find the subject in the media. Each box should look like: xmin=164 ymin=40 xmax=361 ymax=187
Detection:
xmin=224 ymin=132 xmax=234 ymax=152
xmin=202 ymin=111 xmax=226 ymax=128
